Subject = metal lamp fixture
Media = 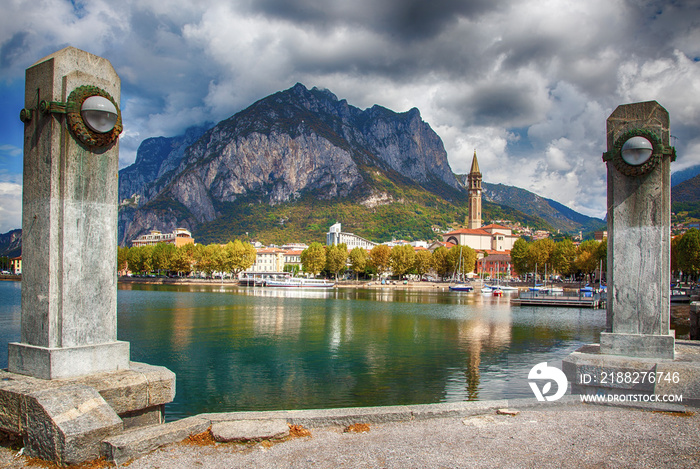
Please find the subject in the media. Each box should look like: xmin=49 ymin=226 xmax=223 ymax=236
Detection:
xmin=603 ymin=128 xmax=675 ymax=177
xmin=20 ymin=85 xmax=122 ymax=149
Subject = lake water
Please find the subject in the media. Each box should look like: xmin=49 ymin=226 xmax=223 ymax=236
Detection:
xmin=1 ymin=281 xmax=608 ymax=421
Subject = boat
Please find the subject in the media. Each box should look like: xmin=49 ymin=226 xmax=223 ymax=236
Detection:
xmin=498 ymin=285 xmax=519 ymax=292
xmin=448 ymin=246 xmax=473 ymax=292
xmin=265 ymin=277 xmax=335 ymax=289
xmin=481 ymin=285 xmax=494 ymax=293
xmin=492 ymin=288 xmax=503 ymax=297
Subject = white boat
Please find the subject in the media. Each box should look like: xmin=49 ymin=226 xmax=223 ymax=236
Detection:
xmin=265 ymin=277 xmax=335 ymax=289
xmin=481 ymin=285 xmax=495 ymax=293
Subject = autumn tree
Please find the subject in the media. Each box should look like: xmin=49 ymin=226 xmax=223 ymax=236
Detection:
xmin=527 ymin=238 xmax=555 ymax=274
xmin=369 ymin=244 xmax=391 ymax=276
xmin=390 ymin=244 xmax=416 ymax=279
xmin=431 ymin=246 xmax=452 ymax=279
xmin=348 ymin=247 xmax=369 ymax=280
xmin=117 ymin=246 xmax=129 ymax=273
xmin=550 ymin=239 xmax=577 ymax=277
xmin=326 ymin=243 xmax=349 ymax=280
xmin=301 ymin=242 xmax=326 ymax=276
xmin=413 ymin=250 xmax=433 ymax=280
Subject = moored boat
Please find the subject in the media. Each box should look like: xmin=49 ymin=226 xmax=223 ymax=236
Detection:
xmin=266 ymin=277 xmax=335 ymax=288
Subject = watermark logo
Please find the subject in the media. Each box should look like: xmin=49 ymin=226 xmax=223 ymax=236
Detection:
xmin=528 ymin=362 xmax=568 ymax=402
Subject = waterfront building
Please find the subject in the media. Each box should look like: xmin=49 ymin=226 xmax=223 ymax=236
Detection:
xmin=249 ymin=248 xmax=285 ymax=273
xmin=131 ymin=228 xmax=195 ymax=248
xmin=477 ymin=251 xmax=512 ymax=278
xmin=326 ymin=222 xmax=377 ymax=250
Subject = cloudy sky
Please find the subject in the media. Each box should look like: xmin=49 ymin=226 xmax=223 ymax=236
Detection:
xmin=1 ymin=0 xmax=699 ymax=233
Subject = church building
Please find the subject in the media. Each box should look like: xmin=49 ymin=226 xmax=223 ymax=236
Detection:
xmin=442 ymin=151 xmax=519 ymax=253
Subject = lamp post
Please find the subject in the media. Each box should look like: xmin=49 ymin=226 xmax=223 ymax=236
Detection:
xmin=600 ymin=101 xmax=676 ymax=359
xmin=9 ymin=47 xmax=129 ymax=379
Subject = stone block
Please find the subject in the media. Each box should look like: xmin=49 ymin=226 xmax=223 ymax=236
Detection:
xmin=211 ymin=419 xmax=289 ymax=442
xmin=8 ymin=341 xmax=130 ymax=380
xmin=600 ymin=332 xmax=675 ymax=360
xmin=102 ymin=416 xmax=210 ymax=465
xmin=23 ymin=385 xmax=123 ymax=465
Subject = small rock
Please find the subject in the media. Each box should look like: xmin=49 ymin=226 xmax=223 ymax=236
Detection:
xmin=496 ymin=409 xmax=520 ymax=416
xmin=211 ymin=419 xmax=290 ymax=442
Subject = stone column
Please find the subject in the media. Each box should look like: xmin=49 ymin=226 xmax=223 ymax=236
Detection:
xmin=600 ymin=101 xmax=675 ymax=359
xmin=8 ymin=47 xmax=130 ymax=379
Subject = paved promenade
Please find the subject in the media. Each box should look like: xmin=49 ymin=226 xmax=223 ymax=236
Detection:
xmin=1 ymin=398 xmax=698 ymax=468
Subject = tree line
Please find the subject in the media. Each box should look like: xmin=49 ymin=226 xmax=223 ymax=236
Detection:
xmin=510 ymin=238 xmax=607 ymax=279
xmin=301 ymin=242 xmax=477 ymax=280
xmin=117 ymin=240 xmax=479 ymax=281
xmin=118 ymin=241 xmax=257 ymax=278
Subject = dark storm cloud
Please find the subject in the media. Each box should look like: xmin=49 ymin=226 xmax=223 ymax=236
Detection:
xmin=248 ymin=0 xmax=495 ymax=40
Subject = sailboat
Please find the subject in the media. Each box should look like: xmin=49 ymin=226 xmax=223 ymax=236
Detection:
xmin=449 ymin=247 xmax=473 ymax=292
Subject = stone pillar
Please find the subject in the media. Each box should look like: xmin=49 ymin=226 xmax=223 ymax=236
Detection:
xmin=600 ymin=101 xmax=676 ymax=359
xmin=8 ymin=47 xmax=130 ymax=379
xmin=691 ymin=302 xmax=700 ymax=340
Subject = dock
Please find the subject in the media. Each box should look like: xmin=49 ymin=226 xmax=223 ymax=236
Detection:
xmin=511 ymin=291 xmax=605 ymax=308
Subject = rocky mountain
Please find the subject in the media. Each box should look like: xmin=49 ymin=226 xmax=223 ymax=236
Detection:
xmin=0 ymin=229 xmax=22 ymax=258
xmin=118 ymin=83 xmax=465 ymax=245
xmin=672 ymin=172 xmax=700 ymax=205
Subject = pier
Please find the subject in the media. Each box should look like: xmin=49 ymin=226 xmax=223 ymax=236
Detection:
xmin=511 ymin=291 xmax=605 ymax=308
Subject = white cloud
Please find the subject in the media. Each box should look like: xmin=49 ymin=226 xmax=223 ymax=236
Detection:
xmin=0 ymin=182 xmax=22 ymax=233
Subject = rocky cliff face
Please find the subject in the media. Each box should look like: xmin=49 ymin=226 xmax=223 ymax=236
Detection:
xmin=118 ymin=84 xmax=461 ymax=244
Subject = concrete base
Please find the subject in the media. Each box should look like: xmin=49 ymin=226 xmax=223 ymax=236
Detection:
xmin=8 ymin=340 xmax=130 ymax=380
xmin=0 ymin=361 xmax=175 ymax=464
xmin=599 ymin=331 xmax=675 ymax=360
xmin=563 ymin=340 xmax=700 ymax=406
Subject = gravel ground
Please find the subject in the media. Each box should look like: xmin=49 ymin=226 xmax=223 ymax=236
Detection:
xmin=1 ymin=402 xmax=698 ymax=469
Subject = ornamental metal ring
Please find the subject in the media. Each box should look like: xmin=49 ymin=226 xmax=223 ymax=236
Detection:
xmin=65 ymin=85 xmax=122 ymax=149
xmin=607 ymin=128 xmax=663 ymax=177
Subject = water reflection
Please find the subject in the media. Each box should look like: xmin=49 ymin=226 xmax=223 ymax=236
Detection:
xmin=1 ymin=282 xmax=607 ymax=420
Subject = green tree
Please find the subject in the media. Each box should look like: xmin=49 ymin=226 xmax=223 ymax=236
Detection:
xmin=527 ymin=238 xmax=555 ymax=274
xmin=196 ymin=243 xmax=223 ymax=277
xmin=301 ymin=242 xmax=326 ymax=276
xmin=326 ymin=243 xmax=348 ymax=280
xmin=413 ymin=250 xmax=433 ymax=279
xmin=223 ymin=240 xmax=257 ymax=277
xmin=128 ymin=245 xmax=153 ymax=274
xmin=431 ymin=246 xmax=452 ymax=279
xmin=369 ymin=244 xmax=391 ymax=276
xmin=551 ymin=239 xmax=577 ymax=276
xmin=171 ymin=245 xmax=194 ymax=276
xmin=677 ymin=229 xmax=700 ymax=280
xmin=349 ymin=247 xmax=369 ymax=280
xmin=390 ymin=244 xmax=416 ymax=279
xmin=510 ymin=238 xmax=529 ymax=276
xmin=448 ymin=245 xmax=476 ymax=278
xmin=117 ymin=246 xmax=129 ymax=273
xmin=152 ymin=242 xmax=175 ymax=274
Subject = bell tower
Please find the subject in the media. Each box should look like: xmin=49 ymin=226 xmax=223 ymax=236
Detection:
xmin=467 ymin=150 xmax=482 ymax=229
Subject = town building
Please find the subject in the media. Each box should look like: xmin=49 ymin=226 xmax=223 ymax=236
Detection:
xmin=10 ymin=256 xmax=21 ymax=275
xmin=326 ymin=222 xmax=377 ymax=250
xmin=442 ymin=224 xmax=519 ymax=252
xmin=249 ymin=248 xmax=285 ymax=273
xmin=131 ymin=228 xmax=195 ymax=247
xmin=477 ymin=251 xmax=512 ymax=278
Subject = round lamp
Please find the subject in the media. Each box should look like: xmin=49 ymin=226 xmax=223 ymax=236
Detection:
xmin=621 ymin=136 xmax=653 ymax=166
xmin=81 ymin=95 xmax=118 ymax=133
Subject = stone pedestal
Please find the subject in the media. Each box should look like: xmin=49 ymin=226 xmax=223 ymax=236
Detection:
xmin=0 ymin=362 xmax=176 ymax=465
